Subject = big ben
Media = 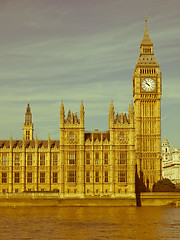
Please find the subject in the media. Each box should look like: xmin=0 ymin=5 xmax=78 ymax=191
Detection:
xmin=133 ymin=15 xmax=162 ymax=190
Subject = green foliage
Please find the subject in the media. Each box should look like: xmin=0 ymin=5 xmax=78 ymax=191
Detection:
xmin=153 ymin=178 xmax=177 ymax=192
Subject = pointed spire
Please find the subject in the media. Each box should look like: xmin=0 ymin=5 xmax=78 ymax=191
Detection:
xmin=60 ymin=99 xmax=64 ymax=111
xmin=128 ymin=100 xmax=134 ymax=112
xmin=26 ymin=103 xmax=31 ymax=113
xmin=163 ymin=137 xmax=169 ymax=144
xmin=141 ymin=13 xmax=153 ymax=46
xmin=109 ymin=99 xmax=114 ymax=112
xmin=25 ymin=103 xmax=32 ymax=126
xmin=48 ymin=133 xmax=51 ymax=142
xmin=71 ymin=111 xmax=74 ymax=124
xmin=80 ymin=100 xmax=85 ymax=126
xmin=9 ymin=135 xmax=13 ymax=149
xmin=35 ymin=134 xmax=38 ymax=147
xmin=80 ymin=100 xmax=84 ymax=111
xmin=128 ymin=101 xmax=134 ymax=124
xmin=60 ymin=99 xmax=65 ymax=126
xmin=48 ymin=133 xmax=51 ymax=148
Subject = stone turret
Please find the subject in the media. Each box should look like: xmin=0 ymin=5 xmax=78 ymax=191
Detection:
xmin=60 ymin=101 xmax=85 ymax=145
xmin=80 ymin=100 xmax=85 ymax=128
xmin=23 ymin=103 xmax=33 ymax=140
xmin=128 ymin=101 xmax=134 ymax=124
xmin=108 ymin=100 xmax=114 ymax=130
xmin=60 ymin=100 xmax=65 ymax=128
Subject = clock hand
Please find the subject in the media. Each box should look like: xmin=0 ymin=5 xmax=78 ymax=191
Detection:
xmin=146 ymin=82 xmax=150 ymax=86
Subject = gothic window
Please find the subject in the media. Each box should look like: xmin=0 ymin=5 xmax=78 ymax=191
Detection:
xmin=118 ymin=170 xmax=127 ymax=183
xmin=40 ymin=172 xmax=45 ymax=183
xmin=53 ymin=153 xmax=58 ymax=166
xmin=69 ymin=132 xmax=75 ymax=142
xmin=104 ymin=153 xmax=108 ymax=164
xmin=14 ymin=153 xmax=20 ymax=166
xmin=120 ymin=132 xmax=124 ymax=141
xmin=53 ymin=172 xmax=58 ymax=183
xmin=86 ymin=152 xmax=90 ymax=164
xmin=118 ymin=152 xmax=127 ymax=165
xmin=28 ymin=153 xmax=33 ymax=165
xmin=95 ymin=171 xmax=99 ymax=182
xmin=26 ymin=130 xmax=30 ymax=140
xmin=67 ymin=170 xmax=76 ymax=182
xmin=150 ymin=160 xmax=154 ymax=170
xmin=143 ymin=159 xmax=148 ymax=170
xmin=86 ymin=171 xmax=90 ymax=182
xmin=2 ymin=172 xmax=7 ymax=183
xmin=14 ymin=172 xmax=20 ymax=183
xmin=27 ymin=172 xmax=32 ymax=183
xmin=104 ymin=171 xmax=108 ymax=183
xmin=2 ymin=154 xmax=7 ymax=166
xmin=40 ymin=153 xmax=45 ymax=166
xmin=27 ymin=153 xmax=32 ymax=166
xmin=95 ymin=153 xmax=99 ymax=165
xmin=68 ymin=152 xmax=75 ymax=164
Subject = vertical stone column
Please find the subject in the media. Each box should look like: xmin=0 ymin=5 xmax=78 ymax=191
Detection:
xmin=109 ymin=130 xmax=114 ymax=195
xmin=48 ymin=135 xmax=51 ymax=191
xmin=60 ymin=100 xmax=65 ymax=195
xmin=9 ymin=137 xmax=13 ymax=193
xmin=108 ymin=100 xmax=114 ymax=195
xmin=22 ymin=138 xmax=26 ymax=192
xmin=35 ymin=135 xmax=39 ymax=191
xmin=129 ymin=128 xmax=135 ymax=193
xmin=101 ymin=133 xmax=103 ymax=194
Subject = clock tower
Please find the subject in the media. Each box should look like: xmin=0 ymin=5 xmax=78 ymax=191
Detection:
xmin=133 ymin=16 xmax=162 ymax=190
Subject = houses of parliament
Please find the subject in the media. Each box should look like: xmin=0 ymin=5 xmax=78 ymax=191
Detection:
xmin=0 ymin=17 xmax=162 ymax=196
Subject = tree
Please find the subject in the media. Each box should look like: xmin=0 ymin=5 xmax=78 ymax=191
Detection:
xmin=153 ymin=178 xmax=177 ymax=192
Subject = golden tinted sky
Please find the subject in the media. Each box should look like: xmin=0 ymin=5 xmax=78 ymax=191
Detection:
xmin=0 ymin=0 xmax=179 ymax=147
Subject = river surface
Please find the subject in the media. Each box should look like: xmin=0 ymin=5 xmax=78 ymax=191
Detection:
xmin=0 ymin=206 xmax=179 ymax=240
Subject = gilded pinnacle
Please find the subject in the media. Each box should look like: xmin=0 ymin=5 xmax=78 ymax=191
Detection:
xmin=141 ymin=14 xmax=153 ymax=46
xmin=145 ymin=12 xmax=148 ymax=23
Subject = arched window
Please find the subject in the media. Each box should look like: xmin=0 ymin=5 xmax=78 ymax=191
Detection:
xmin=26 ymin=130 xmax=30 ymax=140
xmin=69 ymin=132 xmax=75 ymax=141
xmin=120 ymin=132 xmax=124 ymax=141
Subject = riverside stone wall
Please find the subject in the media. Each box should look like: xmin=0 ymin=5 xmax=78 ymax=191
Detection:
xmin=0 ymin=192 xmax=180 ymax=207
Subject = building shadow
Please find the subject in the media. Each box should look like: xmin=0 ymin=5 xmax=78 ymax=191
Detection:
xmin=135 ymin=164 xmax=149 ymax=206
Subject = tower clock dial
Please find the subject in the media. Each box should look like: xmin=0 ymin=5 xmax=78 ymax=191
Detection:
xmin=142 ymin=78 xmax=155 ymax=91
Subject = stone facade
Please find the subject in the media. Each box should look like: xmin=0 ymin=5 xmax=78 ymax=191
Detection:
xmin=0 ymin=17 xmax=162 ymax=196
xmin=162 ymin=138 xmax=180 ymax=185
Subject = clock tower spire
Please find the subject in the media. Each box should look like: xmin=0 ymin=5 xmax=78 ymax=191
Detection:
xmin=140 ymin=14 xmax=153 ymax=55
xmin=133 ymin=16 xmax=162 ymax=191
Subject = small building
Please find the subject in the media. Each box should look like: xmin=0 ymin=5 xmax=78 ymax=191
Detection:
xmin=162 ymin=138 xmax=180 ymax=185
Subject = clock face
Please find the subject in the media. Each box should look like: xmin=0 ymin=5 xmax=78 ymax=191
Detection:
xmin=142 ymin=78 xmax=155 ymax=91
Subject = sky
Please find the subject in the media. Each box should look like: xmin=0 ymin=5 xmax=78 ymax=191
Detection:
xmin=0 ymin=0 xmax=179 ymax=148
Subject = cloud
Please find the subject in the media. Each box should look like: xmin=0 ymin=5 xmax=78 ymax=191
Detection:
xmin=0 ymin=0 xmax=179 ymax=145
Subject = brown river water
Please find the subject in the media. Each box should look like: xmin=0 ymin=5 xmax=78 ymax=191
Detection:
xmin=0 ymin=206 xmax=179 ymax=240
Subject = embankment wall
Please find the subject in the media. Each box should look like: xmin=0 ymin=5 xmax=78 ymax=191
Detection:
xmin=0 ymin=193 xmax=180 ymax=207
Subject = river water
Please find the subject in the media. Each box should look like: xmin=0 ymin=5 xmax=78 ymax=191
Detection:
xmin=0 ymin=206 xmax=179 ymax=240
